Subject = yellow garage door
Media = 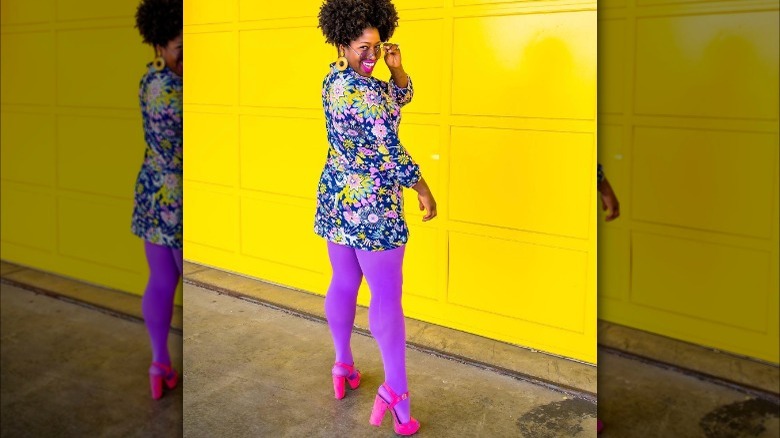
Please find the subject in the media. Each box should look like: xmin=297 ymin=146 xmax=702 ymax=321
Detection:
xmin=185 ymin=0 xmax=598 ymax=363
xmin=0 ymin=0 xmax=177 ymax=302
xmin=598 ymin=0 xmax=779 ymax=363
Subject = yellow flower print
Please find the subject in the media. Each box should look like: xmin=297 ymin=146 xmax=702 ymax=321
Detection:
xmin=339 ymin=173 xmax=373 ymax=206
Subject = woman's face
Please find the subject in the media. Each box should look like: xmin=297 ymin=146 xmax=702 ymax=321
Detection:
xmin=157 ymin=33 xmax=183 ymax=77
xmin=340 ymin=27 xmax=382 ymax=77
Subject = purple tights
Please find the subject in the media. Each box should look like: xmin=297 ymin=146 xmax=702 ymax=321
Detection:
xmin=325 ymin=241 xmax=411 ymax=422
xmin=142 ymin=241 xmax=182 ymax=368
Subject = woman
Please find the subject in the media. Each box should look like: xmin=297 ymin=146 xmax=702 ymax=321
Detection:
xmin=132 ymin=0 xmax=183 ymax=400
xmin=315 ymin=0 xmax=437 ymax=435
xmin=598 ymin=163 xmax=620 ymax=222
xmin=597 ymin=163 xmax=619 ymax=434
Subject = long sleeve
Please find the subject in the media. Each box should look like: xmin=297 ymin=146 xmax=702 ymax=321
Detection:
xmin=132 ymin=67 xmax=184 ymax=249
xmin=328 ymin=74 xmax=421 ymax=188
xmin=141 ymin=72 xmax=183 ymax=171
xmin=387 ymin=74 xmax=413 ymax=108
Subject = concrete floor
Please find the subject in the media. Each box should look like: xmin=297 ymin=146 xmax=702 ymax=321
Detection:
xmin=2 ymin=270 xmax=777 ymax=438
xmin=0 ymin=282 xmax=182 ymax=438
xmin=183 ymin=283 xmax=598 ymax=438
xmin=598 ymin=350 xmax=779 ymax=438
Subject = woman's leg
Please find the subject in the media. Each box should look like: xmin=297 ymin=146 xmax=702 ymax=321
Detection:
xmin=355 ymin=245 xmax=411 ymax=423
xmin=325 ymin=241 xmax=364 ymax=370
xmin=141 ymin=241 xmax=181 ymax=368
xmin=171 ymin=248 xmax=183 ymax=277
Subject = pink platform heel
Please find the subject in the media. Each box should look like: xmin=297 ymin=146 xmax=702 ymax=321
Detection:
xmin=332 ymin=362 xmax=361 ymax=400
xmin=149 ymin=362 xmax=179 ymax=400
xmin=369 ymin=383 xmax=420 ymax=436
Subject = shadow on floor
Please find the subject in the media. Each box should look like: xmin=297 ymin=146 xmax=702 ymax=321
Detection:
xmin=1 ymin=282 xmax=182 ymax=438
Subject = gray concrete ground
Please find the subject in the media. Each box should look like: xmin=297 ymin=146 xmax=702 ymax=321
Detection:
xmin=3 ymin=268 xmax=777 ymax=438
xmin=0 ymin=282 xmax=182 ymax=438
xmin=598 ymin=350 xmax=779 ymax=438
xmin=183 ymin=283 xmax=597 ymax=438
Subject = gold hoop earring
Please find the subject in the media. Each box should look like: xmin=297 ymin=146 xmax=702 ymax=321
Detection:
xmin=336 ymin=51 xmax=349 ymax=71
xmin=336 ymin=55 xmax=348 ymax=71
xmin=153 ymin=56 xmax=165 ymax=71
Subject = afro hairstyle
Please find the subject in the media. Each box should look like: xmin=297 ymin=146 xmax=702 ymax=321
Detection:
xmin=318 ymin=0 xmax=399 ymax=47
xmin=134 ymin=0 xmax=183 ymax=47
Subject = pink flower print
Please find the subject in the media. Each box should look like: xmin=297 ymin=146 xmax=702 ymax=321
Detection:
xmin=381 ymin=162 xmax=397 ymax=170
xmin=371 ymin=124 xmax=387 ymax=139
xmin=364 ymin=90 xmax=381 ymax=106
xmin=367 ymin=213 xmax=380 ymax=224
xmin=148 ymin=80 xmax=162 ymax=99
xmin=347 ymin=129 xmax=358 ymax=136
xmin=161 ymin=211 xmax=179 ymax=226
xmin=344 ymin=210 xmax=361 ymax=225
xmin=165 ymin=173 xmax=180 ymax=186
xmin=332 ymin=82 xmax=345 ymax=96
xmin=358 ymin=147 xmax=375 ymax=156
xmin=346 ymin=174 xmax=363 ymax=190
xmin=385 ymin=210 xmax=399 ymax=219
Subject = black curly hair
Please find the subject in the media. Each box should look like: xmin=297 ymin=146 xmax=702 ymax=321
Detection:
xmin=134 ymin=0 xmax=182 ymax=47
xmin=318 ymin=0 xmax=399 ymax=47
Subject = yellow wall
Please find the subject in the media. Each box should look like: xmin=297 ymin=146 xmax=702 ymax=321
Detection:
xmin=0 ymin=0 xmax=182 ymax=304
xmin=185 ymin=0 xmax=598 ymax=363
xmin=598 ymin=0 xmax=779 ymax=363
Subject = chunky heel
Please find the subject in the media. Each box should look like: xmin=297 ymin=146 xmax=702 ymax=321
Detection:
xmin=333 ymin=375 xmax=346 ymax=399
xmin=370 ymin=394 xmax=388 ymax=426
xmin=149 ymin=362 xmax=179 ymax=400
xmin=331 ymin=362 xmax=361 ymax=400
xmin=370 ymin=383 xmax=420 ymax=436
xmin=150 ymin=374 xmax=164 ymax=400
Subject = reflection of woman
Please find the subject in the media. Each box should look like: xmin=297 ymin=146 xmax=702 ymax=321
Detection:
xmin=315 ymin=0 xmax=436 ymax=435
xmin=598 ymin=164 xmax=620 ymax=221
xmin=132 ymin=0 xmax=183 ymax=400
xmin=596 ymin=162 xmax=619 ymax=434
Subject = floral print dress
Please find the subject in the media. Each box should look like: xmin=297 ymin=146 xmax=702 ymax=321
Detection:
xmin=131 ymin=63 xmax=183 ymax=249
xmin=314 ymin=63 xmax=422 ymax=251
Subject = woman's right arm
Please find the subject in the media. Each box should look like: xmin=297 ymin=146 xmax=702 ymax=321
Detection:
xmin=597 ymin=163 xmax=620 ymax=221
xmin=330 ymin=76 xmax=421 ymax=187
xmin=411 ymin=177 xmax=437 ymax=222
xmin=328 ymin=75 xmax=437 ymax=221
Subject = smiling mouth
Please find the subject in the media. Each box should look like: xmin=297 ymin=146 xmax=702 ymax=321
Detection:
xmin=361 ymin=60 xmax=376 ymax=71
